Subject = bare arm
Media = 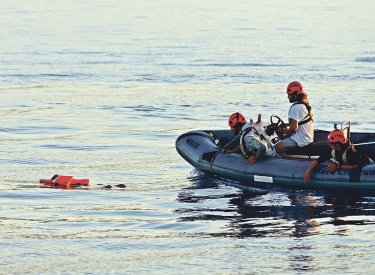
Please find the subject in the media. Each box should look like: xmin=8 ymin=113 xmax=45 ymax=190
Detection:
xmin=341 ymin=164 xmax=359 ymax=169
xmin=303 ymin=160 xmax=319 ymax=184
xmin=327 ymin=163 xmax=359 ymax=172
xmin=283 ymin=118 xmax=298 ymax=137
xmin=222 ymin=145 xmax=241 ymax=154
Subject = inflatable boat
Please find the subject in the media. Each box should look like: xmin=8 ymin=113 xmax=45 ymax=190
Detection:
xmin=176 ymin=117 xmax=375 ymax=190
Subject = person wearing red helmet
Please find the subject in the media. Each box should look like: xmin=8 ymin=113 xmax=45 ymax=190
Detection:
xmin=222 ymin=112 xmax=279 ymax=164
xmin=303 ymin=129 xmax=374 ymax=184
xmin=274 ymin=81 xmax=314 ymax=154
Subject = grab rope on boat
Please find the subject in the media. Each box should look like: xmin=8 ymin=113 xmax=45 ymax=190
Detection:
xmin=209 ymin=135 xmax=239 ymax=173
xmin=356 ymin=133 xmax=375 ymax=144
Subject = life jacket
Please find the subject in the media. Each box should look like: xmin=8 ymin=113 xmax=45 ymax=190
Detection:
xmin=289 ymin=102 xmax=313 ymax=126
xmin=331 ymin=147 xmax=350 ymax=165
xmin=331 ymin=145 xmax=373 ymax=166
xmin=240 ymin=127 xmax=255 ymax=158
xmin=239 ymin=127 xmax=277 ymax=158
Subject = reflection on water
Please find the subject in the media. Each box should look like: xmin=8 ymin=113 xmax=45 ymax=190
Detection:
xmin=39 ymin=183 xmax=90 ymax=190
xmin=176 ymin=169 xmax=375 ymax=239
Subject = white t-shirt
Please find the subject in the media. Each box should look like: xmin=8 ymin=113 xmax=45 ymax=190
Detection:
xmin=288 ymin=103 xmax=314 ymax=147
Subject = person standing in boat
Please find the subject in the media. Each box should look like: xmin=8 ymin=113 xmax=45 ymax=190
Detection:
xmin=222 ymin=112 xmax=280 ymax=165
xmin=303 ymin=129 xmax=374 ymax=184
xmin=274 ymin=81 xmax=314 ymax=154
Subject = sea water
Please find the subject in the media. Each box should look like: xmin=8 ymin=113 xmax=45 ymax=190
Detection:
xmin=1 ymin=0 xmax=375 ymax=274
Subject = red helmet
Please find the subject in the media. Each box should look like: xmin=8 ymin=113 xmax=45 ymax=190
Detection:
xmin=228 ymin=112 xmax=246 ymax=127
xmin=327 ymin=129 xmax=347 ymax=144
xmin=286 ymin=81 xmax=304 ymax=95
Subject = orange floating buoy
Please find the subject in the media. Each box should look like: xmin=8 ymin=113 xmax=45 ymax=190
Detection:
xmin=39 ymin=174 xmax=90 ymax=186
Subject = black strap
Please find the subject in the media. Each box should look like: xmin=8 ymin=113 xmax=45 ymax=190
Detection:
xmin=349 ymin=167 xmax=362 ymax=182
xmin=290 ymin=102 xmax=313 ymax=125
xmin=298 ymin=117 xmax=312 ymax=126
xmin=202 ymin=151 xmax=219 ymax=163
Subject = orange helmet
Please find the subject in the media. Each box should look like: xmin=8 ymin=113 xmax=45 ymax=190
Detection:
xmin=327 ymin=129 xmax=347 ymax=144
xmin=228 ymin=112 xmax=246 ymax=127
xmin=286 ymin=81 xmax=304 ymax=95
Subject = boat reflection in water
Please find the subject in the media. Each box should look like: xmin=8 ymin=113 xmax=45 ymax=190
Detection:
xmin=175 ymin=169 xmax=375 ymax=239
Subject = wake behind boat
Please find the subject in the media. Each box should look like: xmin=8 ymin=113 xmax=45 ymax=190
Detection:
xmin=176 ymin=118 xmax=375 ymax=190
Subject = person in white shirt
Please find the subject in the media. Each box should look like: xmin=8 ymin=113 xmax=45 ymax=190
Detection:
xmin=274 ymin=81 xmax=314 ymax=154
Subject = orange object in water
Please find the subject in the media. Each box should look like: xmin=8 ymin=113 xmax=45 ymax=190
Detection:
xmin=39 ymin=174 xmax=90 ymax=186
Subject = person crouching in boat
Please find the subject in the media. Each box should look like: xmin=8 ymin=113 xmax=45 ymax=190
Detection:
xmin=222 ymin=112 xmax=280 ymax=165
xmin=274 ymin=81 xmax=314 ymax=154
xmin=303 ymin=129 xmax=374 ymax=184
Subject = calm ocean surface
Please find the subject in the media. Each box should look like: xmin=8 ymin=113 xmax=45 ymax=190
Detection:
xmin=1 ymin=0 xmax=375 ymax=274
